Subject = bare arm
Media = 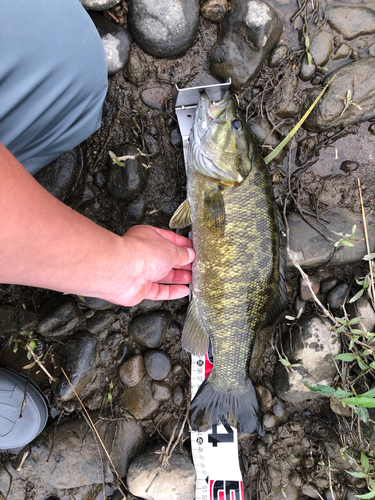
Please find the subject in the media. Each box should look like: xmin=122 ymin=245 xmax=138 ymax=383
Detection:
xmin=0 ymin=144 xmax=194 ymax=306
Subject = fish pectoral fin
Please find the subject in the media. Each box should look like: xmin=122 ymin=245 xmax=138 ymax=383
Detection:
xmin=203 ymin=187 xmax=225 ymax=231
xmin=169 ymin=199 xmax=192 ymax=229
xmin=181 ymin=298 xmax=209 ymax=356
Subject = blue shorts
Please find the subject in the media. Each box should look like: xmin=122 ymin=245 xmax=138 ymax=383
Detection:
xmin=0 ymin=0 xmax=108 ymax=175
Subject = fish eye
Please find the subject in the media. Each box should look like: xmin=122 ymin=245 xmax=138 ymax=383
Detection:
xmin=232 ymin=119 xmax=242 ymax=130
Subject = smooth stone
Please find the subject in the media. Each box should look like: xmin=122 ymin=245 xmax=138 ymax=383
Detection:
xmin=151 ymin=381 xmax=172 ymax=401
xmin=340 ymin=160 xmax=359 ymax=173
xmin=347 ymin=295 xmax=375 ymax=333
xmin=89 ymin=12 xmax=131 ymax=76
xmin=272 ymin=397 xmax=288 ymax=418
xmin=263 ymin=414 xmax=277 ymax=428
xmin=80 ymin=0 xmax=119 ymax=10
xmin=320 ymin=277 xmax=338 ymax=294
xmin=125 ymin=49 xmax=148 ymax=85
xmin=209 ymin=0 xmax=283 ymax=89
xmin=269 ymin=65 xmax=300 ymax=118
xmin=369 ymin=123 xmax=375 ymax=135
xmin=268 ymin=44 xmax=290 ymax=67
xmin=94 ymin=171 xmax=106 ymax=187
xmin=132 ymin=299 xmax=165 ymax=313
xmin=106 ymin=144 xmax=149 ymax=200
xmin=330 ymin=397 xmax=352 ymax=417
xmin=369 ymin=43 xmax=375 ymax=56
xmin=119 ymin=354 xmax=146 ymax=387
xmin=55 ymin=332 xmax=99 ymax=401
xmin=34 ymin=147 xmax=82 ymax=202
xmin=302 ymin=484 xmax=321 ymax=498
xmin=327 ymin=283 xmax=349 ymax=310
xmin=299 ymin=52 xmax=316 ymax=82
xmin=123 ymin=197 xmax=146 ymax=225
xmin=86 ymin=311 xmax=116 ymax=334
xmin=129 ymin=311 xmax=171 ymax=348
xmin=29 ymin=416 xmax=146 ymax=488
xmin=0 ymin=305 xmax=37 ymax=337
xmin=144 ymin=350 xmax=171 ymax=380
xmin=37 ymin=296 xmax=82 ymax=339
xmin=172 ymin=363 xmax=183 ymax=374
xmin=255 ymin=385 xmax=273 ymax=410
xmin=172 ymin=386 xmax=184 ymax=406
xmin=327 ymin=6 xmax=375 ymax=40
xmin=274 ymin=315 xmax=341 ymax=403
xmin=332 ymin=43 xmax=351 ymax=60
xmin=287 ymin=207 xmax=375 ymax=269
xmin=128 ymin=0 xmax=200 ymax=58
xmin=357 ymin=39 xmax=368 ymax=50
xmin=303 ymin=58 xmax=375 ymax=133
xmin=74 ymin=295 xmax=114 ymax=310
xmin=121 ymin=379 xmax=160 ymax=419
xmin=141 ymin=87 xmax=169 ymax=110
xmin=127 ymin=445 xmax=195 ymax=500
xmin=201 ymin=0 xmax=229 ymax=23
xmin=300 ymin=275 xmax=320 ymax=301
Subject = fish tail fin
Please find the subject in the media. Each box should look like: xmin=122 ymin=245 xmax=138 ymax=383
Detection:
xmin=189 ymin=374 xmax=264 ymax=436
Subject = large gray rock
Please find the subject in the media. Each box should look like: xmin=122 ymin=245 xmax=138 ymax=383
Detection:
xmin=209 ymin=0 xmax=283 ymax=89
xmin=274 ymin=315 xmax=341 ymax=403
xmin=121 ymin=379 xmax=160 ymax=419
xmin=127 ymin=445 xmax=195 ymax=500
xmin=128 ymin=0 xmax=200 ymax=58
xmin=55 ymin=332 xmax=99 ymax=401
xmin=287 ymin=207 xmax=375 ymax=269
xmin=37 ymin=296 xmax=82 ymax=339
xmin=303 ymin=58 xmax=375 ymax=133
xmin=327 ymin=6 xmax=375 ymax=40
xmin=89 ymin=12 xmax=131 ymax=76
xmin=129 ymin=311 xmax=171 ymax=348
xmin=29 ymin=416 xmax=146 ymax=489
xmin=107 ymin=144 xmax=150 ymax=200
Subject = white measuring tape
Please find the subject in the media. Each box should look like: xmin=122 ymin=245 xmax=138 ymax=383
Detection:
xmin=190 ymin=344 xmax=244 ymax=500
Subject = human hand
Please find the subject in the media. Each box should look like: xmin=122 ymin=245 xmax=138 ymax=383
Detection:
xmin=108 ymin=225 xmax=195 ymax=307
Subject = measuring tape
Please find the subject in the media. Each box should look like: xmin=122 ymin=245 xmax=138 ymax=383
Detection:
xmin=190 ymin=343 xmax=244 ymax=500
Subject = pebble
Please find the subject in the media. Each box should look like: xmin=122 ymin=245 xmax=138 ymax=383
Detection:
xmin=287 ymin=208 xmax=375 ymax=269
xmin=171 ymin=127 xmax=183 ymax=147
xmin=129 ymin=311 xmax=171 ymax=348
xmin=172 ymin=386 xmax=185 ymax=406
xmin=172 ymin=363 xmax=184 ymax=374
xmin=269 ymin=65 xmax=300 ymax=119
xmin=347 ymin=295 xmax=375 ymax=333
xmin=86 ymin=311 xmax=116 ymax=334
xmin=0 ymin=304 xmax=37 ymax=337
xmin=127 ymin=445 xmax=195 ymax=500
xmin=128 ymin=0 xmax=200 ymax=58
xmin=119 ymin=354 xmax=146 ymax=387
xmin=121 ymin=379 xmax=160 ymax=419
xmin=209 ymin=0 xmax=283 ymax=89
xmin=289 ymin=471 xmax=303 ymax=488
xmin=89 ymin=12 xmax=131 ymax=75
xmin=34 ymin=147 xmax=82 ymax=202
xmin=151 ymin=381 xmax=172 ymax=401
xmin=75 ymin=295 xmax=114 ymax=310
xmin=201 ymin=0 xmax=229 ymax=23
xmin=302 ymin=454 xmax=315 ymax=468
xmin=327 ymin=6 xmax=375 ymax=40
xmin=320 ymin=277 xmax=338 ymax=294
xmin=106 ymin=144 xmax=150 ymax=200
xmin=144 ymin=350 xmax=171 ymax=380
xmin=302 ymin=484 xmax=321 ymax=498
xmin=125 ymin=49 xmax=148 ymax=85
xmin=123 ymin=197 xmax=146 ymax=225
xmin=263 ymin=414 xmax=277 ymax=428
xmin=369 ymin=123 xmax=375 ymax=135
xmin=272 ymin=397 xmax=288 ymax=418
xmin=268 ymin=44 xmax=290 ymax=67
xmin=327 ymin=283 xmax=349 ymax=310
xmin=300 ymin=275 xmax=320 ymax=301
xmin=80 ymin=0 xmax=119 ymax=10
xmin=37 ymin=296 xmax=82 ymax=339
xmin=369 ymin=43 xmax=375 ymax=56
xmin=356 ymin=38 xmax=368 ymax=50
xmin=141 ymin=87 xmax=169 ymax=110
xmin=55 ymin=332 xmax=99 ymax=401
xmin=332 ymin=43 xmax=351 ymax=60
xmin=340 ymin=160 xmax=360 ymax=173
xmin=274 ymin=315 xmax=341 ymax=403
xmin=255 ymin=385 xmax=274 ymax=410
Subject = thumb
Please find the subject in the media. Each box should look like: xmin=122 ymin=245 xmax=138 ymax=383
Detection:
xmin=173 ymin=245 xmax=195 ymax=268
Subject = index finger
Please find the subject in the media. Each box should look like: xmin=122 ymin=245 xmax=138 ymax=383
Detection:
xmin=152 ymin=227 xmax=193 ymax=248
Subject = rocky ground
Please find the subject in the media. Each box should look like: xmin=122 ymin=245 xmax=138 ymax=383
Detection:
xmin=1 ymin=0 xmax=375 ymax=499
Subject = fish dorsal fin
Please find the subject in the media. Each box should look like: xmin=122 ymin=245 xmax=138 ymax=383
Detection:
xmin=169 ymin=199 xmax=191 ymax=229
xmin=181 ymin=298 xmax=209 ymax=356
xmin=204 ymin=187 xmax=225 ymax=231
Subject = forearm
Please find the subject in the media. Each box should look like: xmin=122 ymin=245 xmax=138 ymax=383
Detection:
xmin=0 ymin=143 xmax=134 ymax=297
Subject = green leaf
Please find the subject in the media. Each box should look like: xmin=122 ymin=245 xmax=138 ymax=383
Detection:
xmin=343 ymin=396 xmax=375 ymax=408
xmin=108 ymin=393 xmax=112 ymax=403
xmin=29 ymin=340 xmax=36 ymax=352
xmin=351 ymin=102 xmax=362 ymax=110
xmin=334 ymin=240 xmax=341 ymax=248
xmin=27 ymin=351 xmax=32 ymax=360
xmin=109 ymin=151 xmax=124 ymax=167
xmin=13 ymin=343 xmax=18 ymax=354
xmin=336 ymin=317 xmax=348 ymax=325
xmin=364 ymin=254 xmax=375 ymax=261
xmin=350 ymin=224 xmax=357 ymax=238
xmin=307 ymin=51 xmax=313 ymax=67
xmin=364 ymin=275 xmax=371 ymax=290
xmin=346 ymin=471 xmax=368 ymax=478
xmin=369 ymin=479 xmax=375 ymax=490
xmin=355 ymin=491 xmax=375 ymax=499
xmin=335 ymin=353 xmax=357 ymax=361
xmin=347 ymin=89 xmax=352 ymax=102
xmin=358 ymin=359 xmax=368 ymax=371
xmin=370 ymin=362 xmax=375 ymax=370
xmin=361 ymin=388 xmax=375 ymax=398
xmin=361 ymin=452 xmax=370 ymax=471
xmin=305 ymin=36 xmax=310 ymax=49
xmin=302 ymin=382 xmax=336 ymax=396
xmin=349 ymin=317 xmax=364 ymax=325
xmin=279 ymin=359 xmax=292 ymax=366
xmin=355 ymin=406 xmax=369 ymax=423
xmin=321 ymin=66 xmax=328 ymax=71
xmin=350 ymin=289 xmax=365 ymax=303
xmin=342 ymin=240 xmax=355 ymax=247
xmin=333 ymin=389 xmax=352 ymax=398
xmin=264 ymin=74 xmax=337 ymax=165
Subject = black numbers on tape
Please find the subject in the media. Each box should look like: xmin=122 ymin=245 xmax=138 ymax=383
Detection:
xmin=208 ymin=417 xmax=234 ymax=447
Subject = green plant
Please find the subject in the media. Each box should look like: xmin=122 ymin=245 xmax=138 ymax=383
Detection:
xmin=107 ymin=380 xmax=114 ymax=404
xmin=334 ymin=224 xmax=356 ymax=249
xmin=305 ymin=35 xmax=313 ymax=67
xmin=340 ymin=447 xmax=375 ymax=499
xmin=337 ymin=89 xmax=362 ymax=117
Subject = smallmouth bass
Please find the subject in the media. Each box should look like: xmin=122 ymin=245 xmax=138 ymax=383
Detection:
xmin=170 ymin=92 xmax=286 ymax=434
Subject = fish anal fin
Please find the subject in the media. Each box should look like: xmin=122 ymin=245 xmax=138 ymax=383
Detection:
xmin=203 ymin=187 xmax=225 ymax=231
xmin=181 ymin=299 xmax=209 ymax=356
xmin=169 ymin=199 xmax=191 ymax=229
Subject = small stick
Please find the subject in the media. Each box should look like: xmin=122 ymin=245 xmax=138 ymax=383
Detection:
xmin=25 ymin=344 xmax=57 ymax=382
xmin=357 ymin=178 xmax=375 ymax=307
xmin=61 ymin=368 xmax=128 ymax=494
